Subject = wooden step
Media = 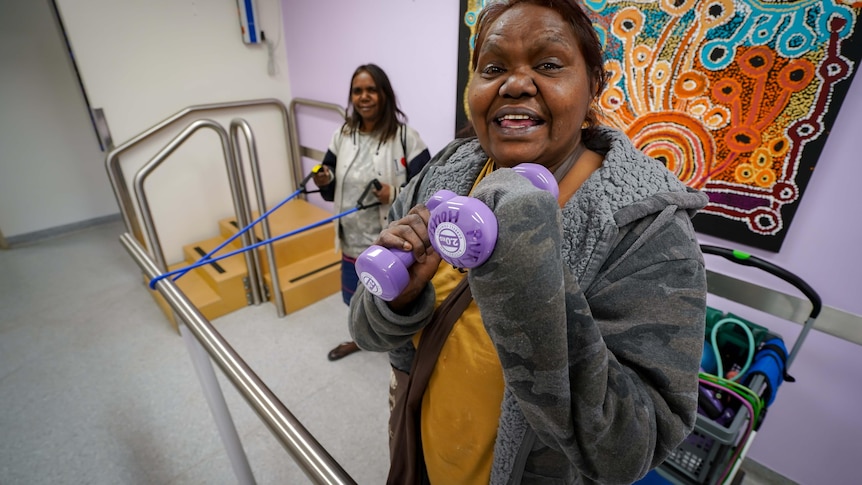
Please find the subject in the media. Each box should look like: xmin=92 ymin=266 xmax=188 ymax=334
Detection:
xmin=218 ymin=198 xmax=336 ymax=268
xmin=181 ymin=235 xmax=251 ymax=313
xmin=147 ymin=261 xmax=232 ymax=334
xmin=146 ymin=198 xmax=341 ymax=328
xmin=265 ymin=250 xmax=341 ymax=313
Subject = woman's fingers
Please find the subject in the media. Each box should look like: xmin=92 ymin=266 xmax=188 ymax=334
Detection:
xmin=312 ymin=166 xmax=331 ymax=186
xmin=374 ymin=183 xmax=392 ymax=204
xmin=376 ymin=205 xmax=432 ymax=261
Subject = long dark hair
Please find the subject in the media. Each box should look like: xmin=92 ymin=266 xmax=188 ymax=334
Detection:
xmin=345 ymin=63 xmax=407 ymax=143
xmin=470 ymin=0 xmax=609 ymax=139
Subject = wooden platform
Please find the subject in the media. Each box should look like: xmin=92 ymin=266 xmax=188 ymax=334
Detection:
xmin=149 ymin=198 xmax=341 ymax=332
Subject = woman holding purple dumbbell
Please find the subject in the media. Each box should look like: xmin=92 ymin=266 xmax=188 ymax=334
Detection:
xmin=313 ymin=63 xmax=431 ymax=362
xmin=350 ymin=1 xmax=709 ymax=484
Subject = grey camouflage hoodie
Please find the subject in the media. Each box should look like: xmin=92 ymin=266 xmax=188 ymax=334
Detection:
xmin=350 ymin=126 xmax=708 ymax=484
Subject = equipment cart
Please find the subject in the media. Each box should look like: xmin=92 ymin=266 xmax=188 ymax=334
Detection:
xmin=654 ymin=245 xmax=822 ymax=485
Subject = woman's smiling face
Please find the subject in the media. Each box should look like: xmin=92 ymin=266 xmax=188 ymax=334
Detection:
xmin=467 ymin=3 xmax=595 ymax=171
xmin=351 ymin=70 xmax=382 ymax=132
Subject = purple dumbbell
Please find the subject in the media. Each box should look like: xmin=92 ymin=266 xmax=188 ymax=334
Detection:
xmin=356 ymin=163 xmax=558 ymax=301
xmin=355 ymin=190 xmax=458 ymax=301
xmin=428 ymin=163 xmax=557 ymax=268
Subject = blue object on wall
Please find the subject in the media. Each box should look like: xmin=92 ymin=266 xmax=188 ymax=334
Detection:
xmin=237 ymin=0 xmax=260 ymax=44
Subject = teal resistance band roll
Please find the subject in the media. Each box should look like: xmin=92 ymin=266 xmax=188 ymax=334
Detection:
xmin=711 ymin=316 xmax=756 ymax=381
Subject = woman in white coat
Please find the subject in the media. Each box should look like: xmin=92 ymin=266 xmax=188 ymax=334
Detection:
xmin=313 ymin=63 xmax=431 ymax=361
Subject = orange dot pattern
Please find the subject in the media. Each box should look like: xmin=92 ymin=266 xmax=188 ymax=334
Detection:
xmin=582 ymin=0 xmax=861 ymax=238
xmin=457 ymin=1 xmax=862 ymax=243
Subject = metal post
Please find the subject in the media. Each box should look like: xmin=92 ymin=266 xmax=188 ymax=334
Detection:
xmin=180 ymin=322 xmax=256 ymax=484
xmin=121 ymin=233 xmax=356 ymax=485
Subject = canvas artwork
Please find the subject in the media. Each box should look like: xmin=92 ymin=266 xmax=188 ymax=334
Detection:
xmin=456 ymin=0 xmax=862 ymax=251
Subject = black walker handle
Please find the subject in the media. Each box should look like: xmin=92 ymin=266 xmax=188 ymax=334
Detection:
xmin=700 ymin=244 xmax=821 ymax=319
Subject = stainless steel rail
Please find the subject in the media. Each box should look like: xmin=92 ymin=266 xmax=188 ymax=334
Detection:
xmin=705 ymin=269 xmax=862 ymax=348
xmin=106 ymin=98 xmax=291 ymax=247
xmin=132 ymin=119 xmax=240 ymax=275
xmin=230 ymin=118 xmax=285 ymax=316
xmin=120 ymin=232 xmax=357 ymax=485
xmin=107 ymin=97 xmax=342 ymax=317
xmin=287 ymin=98 xmax=346 ymax=189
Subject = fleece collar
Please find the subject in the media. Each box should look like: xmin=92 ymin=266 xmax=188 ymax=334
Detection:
xmin=418 ymin=128 xmax=706 ymax=284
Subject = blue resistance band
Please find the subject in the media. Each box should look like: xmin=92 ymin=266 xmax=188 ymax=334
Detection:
xmin=165 ymin=166 xmax=327 ymax=285
xmin=148 ymin=173 xmax=383 ymax=290
xmin=166 ymin=186 xmax=305 ymax=285
xmin=148 ymin=205 xmax=359 ymax=289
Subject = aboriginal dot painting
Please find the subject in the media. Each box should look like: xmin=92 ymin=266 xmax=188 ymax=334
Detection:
xmin=456 ymin=0 xmax=862 ymax=251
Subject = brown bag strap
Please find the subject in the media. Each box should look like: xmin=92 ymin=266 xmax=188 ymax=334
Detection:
xmin=387 ymin=275 xmax=473 ymax=485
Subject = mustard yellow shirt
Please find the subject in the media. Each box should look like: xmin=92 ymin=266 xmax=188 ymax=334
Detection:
xmin=415 ymin=160 xmax=505 ymax=485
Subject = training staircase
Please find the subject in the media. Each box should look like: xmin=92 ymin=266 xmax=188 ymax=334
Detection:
xmin=149 ymin=198 xmax=341 ymax=332
xmin=106 ymin=98 xmax=351 ymax=332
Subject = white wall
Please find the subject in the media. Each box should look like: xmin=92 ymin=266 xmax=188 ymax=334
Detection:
xmin=0 ymin=0 xmax=114 ymax=237
xmin=51 ymin=0 xmax=293 ymax=263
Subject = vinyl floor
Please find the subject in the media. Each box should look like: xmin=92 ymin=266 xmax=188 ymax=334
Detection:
xmin=0 ymin=219 xmax=793 ymax=484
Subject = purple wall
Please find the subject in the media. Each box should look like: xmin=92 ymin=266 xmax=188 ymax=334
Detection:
xmin=284 ymin=3 xmax=862 ymax=483
xmin=698 ymin=72 xmax=862 ymax=317
xmin=283 ymin=1 xmax=460 ymax=181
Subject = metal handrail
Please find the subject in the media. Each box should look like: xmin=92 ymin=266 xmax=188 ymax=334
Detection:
xmin=230 ymin=118 xmax=285 ymax=316
xmin=287 ymin=98 xmax=346 ymax=194
xmin=106 ymin=98 xmax=291 ymax=247
xmin=118 ymin=101 xmax=358 ymax=482
xmin=107 ymin=97 xmax=341 ymax=317
xmin=120 ymin=233 xmax=356 ymax=485
xmin=132 ymin=119 xmax=243 ymax=274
